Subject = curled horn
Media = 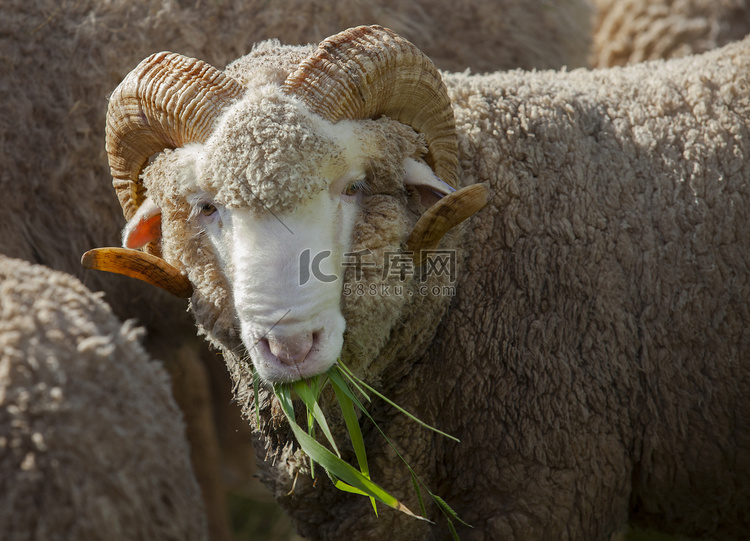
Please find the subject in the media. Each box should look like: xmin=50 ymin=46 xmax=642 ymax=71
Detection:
xmin=407 ymin=184 xmax=490 ymax=264
xmin=82 ymin=248 xmax=194 ymax=298
xmin=283 ymin=25 xmax=459 ymax=188
xmin=106 ymin=52 xmax=244 ymax=221
xmin=97 ymin=52 xmax=242 ymax=296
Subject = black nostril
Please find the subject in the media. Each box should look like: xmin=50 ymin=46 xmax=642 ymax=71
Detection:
xmin=311 ymin=329 xmax=323 ymax=352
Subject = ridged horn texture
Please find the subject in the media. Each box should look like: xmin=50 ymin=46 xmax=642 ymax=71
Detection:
xmin=106 ymin=52 xmax=244 ymax=221
xmin=284 ymin=25 xmax=459 ymax=188
xmin=406 ymin=184 xmax=490 ymax=264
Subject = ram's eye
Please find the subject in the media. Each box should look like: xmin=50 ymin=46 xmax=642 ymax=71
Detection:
xmin=343 ymin=181 xmax=365 ymax=197
xmin=199 ymin=202 xmax=217 ymax=216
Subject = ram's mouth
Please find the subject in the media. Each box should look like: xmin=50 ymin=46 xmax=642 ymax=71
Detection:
xmin=233 ymin=295 xmax=346 ymax=383
xmin=243 ymin=323 xmax=343 ymax=383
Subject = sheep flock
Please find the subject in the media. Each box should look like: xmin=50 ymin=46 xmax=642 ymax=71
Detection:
xmin=2 ymin=1 xmax=749 ymax=540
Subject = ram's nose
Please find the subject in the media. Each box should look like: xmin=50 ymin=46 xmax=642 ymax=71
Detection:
xmin=243 ymin=315 xmax=344 ymax=382
xmin=264 ymin=332 xmax=316 ymax=366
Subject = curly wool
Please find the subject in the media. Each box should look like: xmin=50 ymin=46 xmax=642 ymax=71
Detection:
xmin=224 ymin=37 xmax=750 ymax=541
xmin=0 ymin=0 xmax=592 ymax=294
xmin=0 ymin=256 xmax=208 ymax=541
xmin=201 ymin=89 xmax=335 ymax=215
xmin=1 ymin=1 xmax=591 ymax=538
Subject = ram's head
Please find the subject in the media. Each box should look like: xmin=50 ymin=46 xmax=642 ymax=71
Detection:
xmin=95 ymin=26 xmax=487 ymax=383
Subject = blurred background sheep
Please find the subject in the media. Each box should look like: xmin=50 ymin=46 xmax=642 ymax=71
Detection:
xmin=590 ymin=0 xmax=750 ymax=66
xmin=0 ymin=255 xmax=208 ymax=541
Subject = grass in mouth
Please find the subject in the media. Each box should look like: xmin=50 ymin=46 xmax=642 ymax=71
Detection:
xmin=267 ymin=362 xmax=469 ymax=539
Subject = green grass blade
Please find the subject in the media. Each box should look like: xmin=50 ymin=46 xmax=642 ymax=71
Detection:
xmin=273 ymin=382 xmax=424 ymax=520
xmin=292 ymin=379 xmax=340 ymax=457
xmin=274 ymin=365 xmax=466 ymax=535
xmin=276 ymin=383 xmax=318 ymax=476
xmin=338 ymin=363 xmax=460 ymax=443
xmin=445 ymin=516 xmax=460 ymax=541
xmin=330 ymin=477 xmax=379 ymax=515
xmin=331 ymin=380 xmax=369 ymax=475
xmin=328 ymin=474 xmax=378 ymax=514
xmin=333 ymin=366 xmax=467 ymax=531
xmin=333 ymin=363 xmax=371 ymax=402
xmin=354 ymin=404 xmax=464 ymax=530
xmin=331 ymin=478 xmax=369 ymax=496
xmin=431 ymin=493 xmax=472 ymax=528
xmin=287 ymin=412 xmax=418 ymax=516
xmin=327 ymin=367 xmax=370 ymax=410
xmin=329 ymin=370 xmax=378 ymax=514
xmin=369 ymin=495 xmax=378 ymax=515
xmin=410 ymin=470 xmax=428 ymax=518
xmin=275 ymin=383 xmax=296 ymax=424
xmin=328 ymin=370 xmax=369 ymax=475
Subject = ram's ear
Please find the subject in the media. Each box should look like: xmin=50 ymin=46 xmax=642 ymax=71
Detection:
xmin=122 ymin=197 xmax=162 ymax=249
xmin=403 ymin=157 xmax=455 ymax=208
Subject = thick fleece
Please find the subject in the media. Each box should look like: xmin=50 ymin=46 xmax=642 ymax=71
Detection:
xmin=0 ymin=256 xmax=208 ymax=541
xmin=429 ymin=37 xmax=750 ymax=540
xmin=1 ymin=3 xmax=592 ymax=537
xmin=591 ymin=0 xmax=750 ymax=67
xmin=148 ymin=36 xmax=750 ymax=540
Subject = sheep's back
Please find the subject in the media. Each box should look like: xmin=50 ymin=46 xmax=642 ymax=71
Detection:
xmin=432 ymin=37 xmax=750 ymax=538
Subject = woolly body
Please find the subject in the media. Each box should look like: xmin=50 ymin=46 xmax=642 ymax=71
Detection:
xmin=133 ymin=32 xmax=750 ymax=540
xmin=0 ymin=255 xmax=208 ymax=541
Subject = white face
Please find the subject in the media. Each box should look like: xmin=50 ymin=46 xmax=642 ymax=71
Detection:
xmin=196 ymin=186 xmax=361 ymax=382
xmin=132 ymin=97 xmax=453 ymax=384
xmin=191 ymin=118 xmax=369 ymax=382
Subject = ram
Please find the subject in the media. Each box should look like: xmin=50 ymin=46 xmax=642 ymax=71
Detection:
xmin=0 ymin=255 xmax=208 ymax=541
xmin=92 ymin=26 xmax=750 ymax=541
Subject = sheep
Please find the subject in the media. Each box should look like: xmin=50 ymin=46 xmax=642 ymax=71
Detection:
xmin=0 ymin=255 xmax=208 ymax=540
xmin=95 ymin=25 xmax=750 ymax=540
xmin=3 ymin=2 xmax=593 ymax=537
xmin=590 ymin=0 xmax=750 ymax=67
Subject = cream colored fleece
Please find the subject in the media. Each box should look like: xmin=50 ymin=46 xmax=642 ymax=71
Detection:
xmin=1 ymin=6 xmax=593 ymax=535
xmin=0 ymin=256 xmax=208 ymax=540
